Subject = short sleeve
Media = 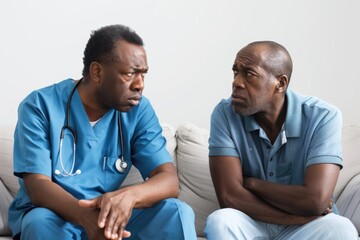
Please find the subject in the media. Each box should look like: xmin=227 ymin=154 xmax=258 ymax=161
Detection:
xmin=130 ymin=98 xmax=172 ymax=179
xmin=306 ymin=106 xmax=343 ymax=168
xmin=13 ymin=93 xmax=52 ymax=178
xmin=209 ymin=100 xmax=239 ymax=158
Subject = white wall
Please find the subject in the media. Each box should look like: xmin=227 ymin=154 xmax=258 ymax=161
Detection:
xmin=1 ymin=0 xmax=359 ymax=130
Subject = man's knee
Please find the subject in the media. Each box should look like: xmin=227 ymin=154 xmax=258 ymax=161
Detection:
xmin=21 ymin=208 xmax=58 ymax=236
xmin=159 ymin=198 xmax=195 ymax=221
xmin=205 ymin=208 xmax=234 ymax=232
xmin=20 ymin=207 xmax=81 ymax=239
xmin=320 ymin=214 xmax=358 ymax=239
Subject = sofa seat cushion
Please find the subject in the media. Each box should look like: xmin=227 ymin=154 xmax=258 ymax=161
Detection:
xmin=176 ymin=123 xmax=219 ymax=237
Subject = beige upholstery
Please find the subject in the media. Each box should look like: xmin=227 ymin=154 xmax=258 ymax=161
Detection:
xmin=1 ymin=123 xmax=360 ymax=239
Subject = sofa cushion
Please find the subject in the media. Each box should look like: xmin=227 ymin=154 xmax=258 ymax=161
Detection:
xmin=176 ymin=122 xmax=219 ymax=237
xmin=0 ymin=179 xmax=12 ymax=236
xmin=334 ymin=125 xmax=360 ymax=200
xmin=336 ymin=174 xmax=360 ymax=234
xmin=0 ymin=124 xmax=19 ymax=197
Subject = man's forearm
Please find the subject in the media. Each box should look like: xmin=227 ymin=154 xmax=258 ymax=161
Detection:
xmin=24 ymin=174 xmax=96 ymax=225
xmin=221 ymin=183 xmax=318 ymax=225
xmin=244 ymin=177 xmax=327 ymax=216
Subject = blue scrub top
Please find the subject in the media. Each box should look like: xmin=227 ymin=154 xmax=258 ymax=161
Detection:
xmin=209 ymin=88 xmax=343 ymax=212
xmin=9 ymin=79 xmax=172 ymax=235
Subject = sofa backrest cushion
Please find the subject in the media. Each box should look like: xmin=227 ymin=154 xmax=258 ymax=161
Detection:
xmin=0 ymin=179 xmax=12 ymax=235
xmin=0 ymin=124 xmax=17 ymax=236
xmin=0 ymin=124 xmax=18 ymax=197
xmin=176 ymin=122 xmax=219 ymax=237
xmin=336 ymin=174 xmax=360 ymax=234
xmin=334 ymin=125 xmax=360 ymax=200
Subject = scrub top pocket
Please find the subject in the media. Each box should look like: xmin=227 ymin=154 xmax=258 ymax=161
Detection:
xmin=104 ymin=156 xmax=128 ymax=191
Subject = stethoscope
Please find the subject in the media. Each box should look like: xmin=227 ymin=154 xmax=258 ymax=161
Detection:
xmin=55 ymin=79 xmax=128 ymax=177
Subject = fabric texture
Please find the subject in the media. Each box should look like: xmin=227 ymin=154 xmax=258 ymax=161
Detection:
xmin=0 ymin=180 xmax=12 ymax=235
xmin=205 ymin=209 xmax=359 ymax=240
xmin=17 ymin=198 xmax=196 ymax=240
xmin=334 ymin=125 xmax=360 ymax=200
xmin=0 ymin=125 xmax=19 ymax=197
xmin=337 ymin=174 xmax=360 ymax=234
xmin=176 ymin=122 xmax=219 ymax=237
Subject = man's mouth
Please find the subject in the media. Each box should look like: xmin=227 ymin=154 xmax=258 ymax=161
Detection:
xmin=128 ymin=96 xmax=141 ymax=106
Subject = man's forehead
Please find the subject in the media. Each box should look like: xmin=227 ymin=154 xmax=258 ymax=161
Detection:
xmin=234 ymin=45 xmax=268 ymax=67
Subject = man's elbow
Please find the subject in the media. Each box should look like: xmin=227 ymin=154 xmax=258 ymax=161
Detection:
xmin=305 ymin=195 xmax=331 ymax=216
xmin=217 ymin=193 xmax=240 ymax=209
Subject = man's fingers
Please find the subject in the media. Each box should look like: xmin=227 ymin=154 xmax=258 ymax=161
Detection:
xmin=116 ymin=229 xmax=131 ymax=240
xmin=98 ymin=202 xmax=111 ymax=228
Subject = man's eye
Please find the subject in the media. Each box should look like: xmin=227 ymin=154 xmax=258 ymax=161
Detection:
xmin=126 ymin=72 xmax=135 ymax=77
xmin=233 ymin=70 xmax=239 ymax=77
xmin=245 ymin=71 xmax=252 ymax=77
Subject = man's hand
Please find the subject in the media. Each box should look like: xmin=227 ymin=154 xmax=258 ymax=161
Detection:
xmin=78 ymin=207 xmax=116 ymax=240
xmin=322 ymin=200 xmax=333 ymax=215
xmin=79 ymin=191 xmax=133 ymax=240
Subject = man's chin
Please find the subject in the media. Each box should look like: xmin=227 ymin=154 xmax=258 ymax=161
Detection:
xmin=116 ymin=106 xmax=133 ymax=112
xmin=232 ymin=106 xmax=251 ymax=116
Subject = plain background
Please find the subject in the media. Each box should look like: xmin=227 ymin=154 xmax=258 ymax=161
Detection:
xmin=1 ymin=0 xmax=359 ymax=130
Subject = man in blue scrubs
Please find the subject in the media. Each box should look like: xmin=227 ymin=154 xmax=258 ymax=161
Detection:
xmin=205 ymin=41 xmax=358 ymax=239
xmin=8 ymin=24 xmax=196 ymax=240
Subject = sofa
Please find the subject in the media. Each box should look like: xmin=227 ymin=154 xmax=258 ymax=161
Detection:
xmin=1 ymin=122 xmax=360 ymax=239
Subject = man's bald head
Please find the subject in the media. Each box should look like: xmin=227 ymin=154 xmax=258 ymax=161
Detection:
xmin=241 ymin=41 xmax=293 ymax=82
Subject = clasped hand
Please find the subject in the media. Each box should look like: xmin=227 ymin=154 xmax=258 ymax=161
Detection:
xmin=79 ymin=190 xmax=134 ymax=240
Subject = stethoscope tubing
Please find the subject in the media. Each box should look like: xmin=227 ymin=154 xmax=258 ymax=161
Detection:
xmin=56 ymin=79 xmax=127 ymax=177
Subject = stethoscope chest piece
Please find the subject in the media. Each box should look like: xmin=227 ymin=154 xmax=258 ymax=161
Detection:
xmin=115 ymin=158 xmax=127 ymax=173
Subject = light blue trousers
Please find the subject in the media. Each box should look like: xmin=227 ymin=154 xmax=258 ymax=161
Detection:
xmin=204 ymin=208 xmax=359 ymax=240
xmin=18 ymin=198 xmax=197 ymax=240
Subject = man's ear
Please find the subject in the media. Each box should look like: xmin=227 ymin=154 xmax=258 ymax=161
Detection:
xmin=89 ymin=62 xmax=102 ymax=83
xmin=276 ymin=75 xmax=289 ymax=93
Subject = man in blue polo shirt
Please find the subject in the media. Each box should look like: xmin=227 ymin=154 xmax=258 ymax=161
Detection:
xmin=8 ymin=24 xmax=196 ymax=240
xmin=205 ymin=41 xmax=358 ymax=239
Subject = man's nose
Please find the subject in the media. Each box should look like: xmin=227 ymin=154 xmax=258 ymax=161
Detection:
xmin=131 ymin=73 xmax=144 ymax=91
xmin=233 ymin=74 xmax=245 ymax=89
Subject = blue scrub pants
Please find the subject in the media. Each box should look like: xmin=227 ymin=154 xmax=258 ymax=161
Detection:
xmin=204 ymin=208 xmax=359 ymax=240
xmin=17 ymin=198 xmax=197 ymax=240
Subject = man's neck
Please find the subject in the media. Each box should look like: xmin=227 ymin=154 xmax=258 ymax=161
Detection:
xmin=255 ymin=98 xmax=287 ymax=144
xmin=77 ymin=78 xmax=109 ymax=122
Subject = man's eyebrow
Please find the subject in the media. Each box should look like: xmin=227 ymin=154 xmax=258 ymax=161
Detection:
xmin=232 ymin=64 xmax=238 ymax=70
xmin=131 ymin=66 xmax=149 ymax=72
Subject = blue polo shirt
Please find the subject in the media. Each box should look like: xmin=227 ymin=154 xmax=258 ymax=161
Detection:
xmin=209 ymin=88 xmax=343 ymax=186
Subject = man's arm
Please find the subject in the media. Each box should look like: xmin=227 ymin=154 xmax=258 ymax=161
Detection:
xmin=244 ymin=163 xmax=340 ymax=216
xmin=79 ymin=162 xmax=178 ymax=239
xmin=209 ymin=156 xmax=317 ymax=225
xmin=23 ymin=173 xmax=114 ymax=240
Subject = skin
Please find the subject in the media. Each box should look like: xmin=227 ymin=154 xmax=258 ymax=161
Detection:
xmin=209 ymin=42 xmax=339 ymax=225
xmin=23 ymin=40 xmax=179 ymax=240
